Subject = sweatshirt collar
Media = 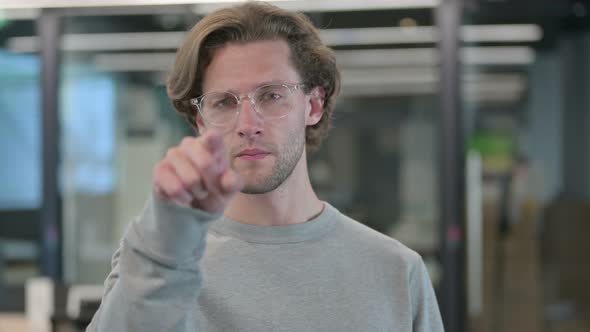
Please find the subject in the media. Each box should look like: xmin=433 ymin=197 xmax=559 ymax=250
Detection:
xmin=209 ymin=202 xmax=339 ymax=244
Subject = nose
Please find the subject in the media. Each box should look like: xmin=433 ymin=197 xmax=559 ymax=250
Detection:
xmin=235 ymin=98 xmax=263 ymax=139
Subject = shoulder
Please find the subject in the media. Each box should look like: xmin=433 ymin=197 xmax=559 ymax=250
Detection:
xmin=328 ymin=205 xmax=422 ymax=270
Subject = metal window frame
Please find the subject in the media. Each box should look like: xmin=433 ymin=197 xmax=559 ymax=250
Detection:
xmin=37 ymin=4 xmax=194 ymax=284
xmin=435 ymin=0 xmax=466 ymax=331
xmin=39 ymin=7 xmax=63 ymax=282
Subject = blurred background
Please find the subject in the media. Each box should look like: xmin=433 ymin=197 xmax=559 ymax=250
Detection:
xmin=0 ymin=0 xmax=589 ymax=331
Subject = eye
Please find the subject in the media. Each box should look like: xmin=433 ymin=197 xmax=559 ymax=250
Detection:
xmin=209 ymin=96 xmax=237 ymax=110
xmin=262 ymin=92 xmax=282 ymax=101
xmin=257 ymin=86 xmax=287 ymax=103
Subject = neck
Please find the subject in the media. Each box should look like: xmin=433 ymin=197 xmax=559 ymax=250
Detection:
xmin=223 ymin=152 xmax=323 ymax=226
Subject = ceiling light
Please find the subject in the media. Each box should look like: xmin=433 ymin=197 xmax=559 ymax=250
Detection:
xmin=335 ymin=46 xmax=534 ymax=67
xmin=461 ymin=24 xmax=542 ymax=43
xmin=336 ymin=48 xmax=436 ymax=67
xmin=8 ymin=32 xmax=185 ymax=52
xmin=7 ymin=25 xmax=542 ymax=53
xmin=322 ymin=24 xmax=542 ymax=46
xmin=322 ymin=26 xmax=436 ymax=46
xmin=0 ymin=8 xmax=39 ymax=19
xmin=0 ymin=0 xmax=438 ymax=10
xmin=193 ymin=0 xmax=438 ymax=13
xmin=94 ymin=52 xmax=176 ymax=71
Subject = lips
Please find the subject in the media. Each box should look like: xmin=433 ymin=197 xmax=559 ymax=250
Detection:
xmin=236 ymin=148 xmax=270 ymax=161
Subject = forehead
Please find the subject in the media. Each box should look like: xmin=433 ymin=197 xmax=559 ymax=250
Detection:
xmin=201 ymin=39 xmax=302 ymax=93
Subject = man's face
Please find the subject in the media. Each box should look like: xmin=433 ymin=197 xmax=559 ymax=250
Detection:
xmin=198 ymin=40 xmax=322 ymax=194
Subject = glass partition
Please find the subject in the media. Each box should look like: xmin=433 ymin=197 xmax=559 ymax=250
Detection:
xmin=463 ymin=2 xmax=590 ymax=331
xmin=54 ymin=5 xmax=446 ymax=293
xmin=58 ymin=9 xmax=193 ymax=283
xmin=0 ymin=10 xmax=41 ymax=310
xmin=0 ymin=2 xmax=456 ymax=325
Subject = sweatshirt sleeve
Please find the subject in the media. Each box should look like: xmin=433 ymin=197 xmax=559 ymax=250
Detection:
xmin=410 ymin=256 xmax=445 ymax=332
xmin=86 ymin=192 xmax=221 ymax=332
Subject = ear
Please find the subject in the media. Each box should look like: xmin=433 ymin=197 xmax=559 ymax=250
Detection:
xmin=306 ymin=86 xmax=325 ymax=126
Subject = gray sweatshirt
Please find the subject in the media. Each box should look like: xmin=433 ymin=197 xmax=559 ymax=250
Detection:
xmin=87 ymin=194 xmax=444 ymax=332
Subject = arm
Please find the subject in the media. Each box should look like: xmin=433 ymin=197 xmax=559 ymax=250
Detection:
xmin=410 ymin=257 xmax=445 ymax=332
xmin=87 ymin=132 xmax=243 ymax=332
xmin=86 ymin=193 xmax=219 ymax=332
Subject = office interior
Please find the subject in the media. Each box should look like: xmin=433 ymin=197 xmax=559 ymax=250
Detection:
xmin=0 ymin=0 xmax=589 ymax=331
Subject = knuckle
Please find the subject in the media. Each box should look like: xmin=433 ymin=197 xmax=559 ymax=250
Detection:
xmin=153 ymin=162 xmax=166 ymax=179
xmin=166 ymin=149 xmax=188 ymax=167
xmin=177 ymin=144 xmax=194 ymax=159
xmin=168 ymin=181 xmax=185 ymax=196
xmin=187 ymin=171 xmax=201 ymax=185
xmin=165 ymin=147 xmax=178 ymax=159
xmin=180 ymin=137 xmax=194 ymax=148
xmin=200 ymin=157 xmax=213 ymax=172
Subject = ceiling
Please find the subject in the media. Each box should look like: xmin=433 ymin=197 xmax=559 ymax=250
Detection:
xmin=1 ymin=0 xmax=589 ymax=102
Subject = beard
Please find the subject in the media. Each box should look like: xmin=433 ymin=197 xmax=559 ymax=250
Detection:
xmin=231 ymin=126 xmax=305 ymax=195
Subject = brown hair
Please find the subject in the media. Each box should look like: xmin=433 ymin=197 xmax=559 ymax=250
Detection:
xmin=166 ymin=1 xmax=340 ymax=152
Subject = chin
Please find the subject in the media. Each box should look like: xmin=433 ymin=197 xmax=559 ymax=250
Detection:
xmin=239 ymin=171 xmax=286 ymax=195
xmin=239 ymin=174 xmax=271 ymax=194
xmin=240 ymin=186 xmax=273 ymax=195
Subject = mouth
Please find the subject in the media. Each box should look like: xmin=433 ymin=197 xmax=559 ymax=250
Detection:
xmin=236 ymin=148 xmax=271 ymax=161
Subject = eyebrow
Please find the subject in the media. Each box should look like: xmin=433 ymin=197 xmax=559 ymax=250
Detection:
xmin=217 ymin=80 xmax=290 ymax=94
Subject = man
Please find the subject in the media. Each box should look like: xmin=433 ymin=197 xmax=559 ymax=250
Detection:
xmin=87 ymin=2 xmax=444 ymax=331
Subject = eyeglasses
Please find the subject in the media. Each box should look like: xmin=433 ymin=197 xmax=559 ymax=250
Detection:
xmin=190 ymin=83 xmax=307 ymax=128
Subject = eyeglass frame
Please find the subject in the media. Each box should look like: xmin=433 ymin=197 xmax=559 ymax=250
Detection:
xmin=189 ymin=82 xmax=309 ymax=127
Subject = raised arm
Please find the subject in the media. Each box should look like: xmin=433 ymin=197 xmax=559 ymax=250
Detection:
xmin=86 ymin=132 xmax=242 ymax=332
